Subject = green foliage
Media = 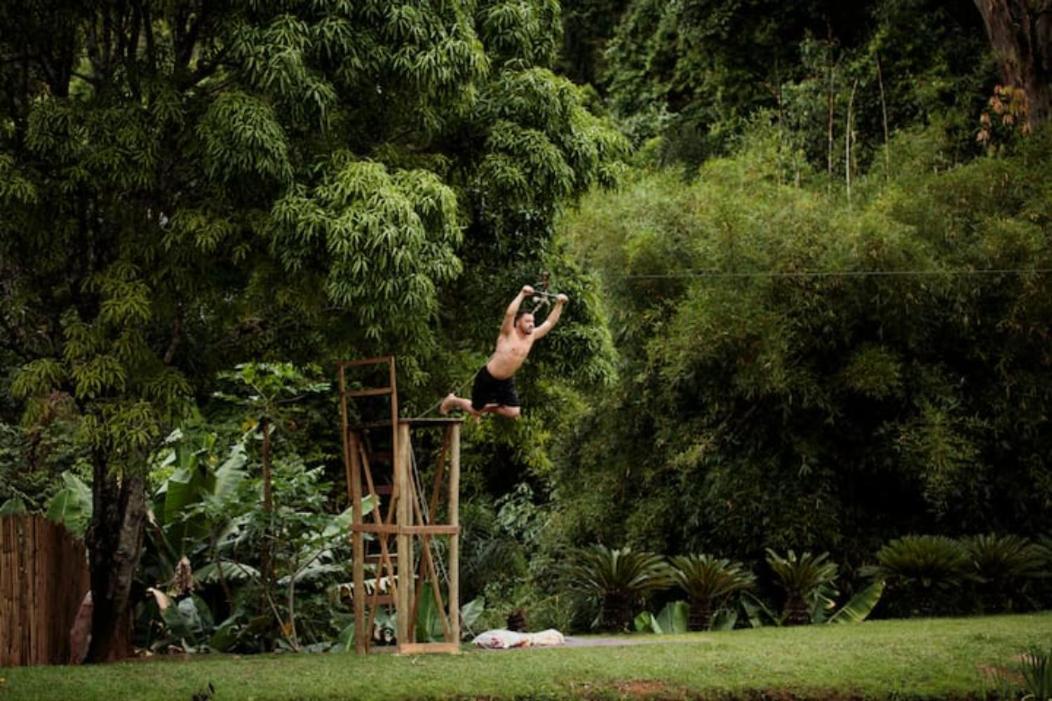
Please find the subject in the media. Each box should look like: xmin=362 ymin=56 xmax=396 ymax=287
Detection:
xmin=477 ymin=0 xmax=562 ymax=68
xmin=415 ymin=585 xmax=486 ymax=643
xmin=150 ymin=592 xmax=217 ymax=654
xmin=634 ymin=600 xmax=689 ymax=634
xmin=602 ymin=0 xmax=993 ymax=167
xmin=45 ymin=472 xmax=93 ymax=537
xmin=137 ymin=417 xmax=369 ymax=653
xmin=270 ymin=157 xmax=463 ymax=342
xmin=556 ymin=126 xmax=1052 ymax=572
xmin=669 ymin=554 xmax=755 ymax=630
xmin=213 ymin=363 xmax=330 ymax=422
xmin=1018 ymin=645 xmax=1052 ymax=701
xmin=0 ymin=413 xmax=89 ymax=514
xmin=198 ymin=92 xmax=293 ymax=186
xmin=0 ymin=0 xmax=625 ymax=527
xmin=558 ymin=0 xmax=631 ymax=86
xmin=565 ymin=545 xmax=671 ymax=631
xmin=0 ymin=498 xmax=27 ymax=516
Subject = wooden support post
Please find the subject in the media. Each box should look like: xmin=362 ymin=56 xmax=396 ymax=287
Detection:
xmin=448 ymin=422 xmax=461 ymax=645
xmin=396 ymin=422 xmax=413 ymax=651
xmin=349 ymin=431 xmax=367 ymax=654
xmin=339 ymin=365 xmax=370 ymax=654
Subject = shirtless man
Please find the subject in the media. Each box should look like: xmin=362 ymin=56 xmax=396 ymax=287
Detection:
xmin=440 ymin=285 xmax=568 ymax=420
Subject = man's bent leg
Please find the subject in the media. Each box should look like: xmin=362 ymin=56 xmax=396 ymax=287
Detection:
xmin=441 ymin=394 xmax=481 ymax=417
xmin=476 ymin=404 xmax=520 ymax=419
xmin=493 ymin=405 xmax=521 ymax=420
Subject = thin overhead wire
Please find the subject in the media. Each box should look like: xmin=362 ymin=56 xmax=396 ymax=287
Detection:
xmin=621 ymin=267 xmax=1052 ymax=280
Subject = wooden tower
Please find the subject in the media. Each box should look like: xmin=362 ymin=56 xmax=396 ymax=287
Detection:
xmin=337 ymin=357 xmax=462 ymax=654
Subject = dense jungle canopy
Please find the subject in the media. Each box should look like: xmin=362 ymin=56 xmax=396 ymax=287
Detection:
xmin=1 ymin=0 xmax=1050 ymax=658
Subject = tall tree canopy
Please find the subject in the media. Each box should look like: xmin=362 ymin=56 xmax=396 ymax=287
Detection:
xmin=602 ymin=0 xmax=994 ymax=166
xmin=0 ymin=0 xmax=625 ymax=660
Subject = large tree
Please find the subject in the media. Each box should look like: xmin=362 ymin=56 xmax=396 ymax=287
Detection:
xmin=974 ymin=0 xmax=1052 ymax=129
xmin=0 ymin=0 xmax=624 ymax=661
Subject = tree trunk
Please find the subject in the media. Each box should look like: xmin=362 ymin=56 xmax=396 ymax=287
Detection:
xmin=85 ymin=457 xmax=146 ymax=662
xmin=784 ymin=594 xmax=810 ymax=626
xmin=974 ymin=0 xmax=1052 ymax=129
xmin=601 ymin=592 xmax=632 ymax=631
xmin=688 ymin=598 xmax=712 ymax=631
xmin=260 ymin=415 xmax=273 ymax=601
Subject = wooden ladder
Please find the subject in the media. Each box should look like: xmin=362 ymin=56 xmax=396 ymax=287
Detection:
xmin=337 ymin=357 xmax=400 ymax=650
xmin=338 ymin=357 xmax=463 ymax=655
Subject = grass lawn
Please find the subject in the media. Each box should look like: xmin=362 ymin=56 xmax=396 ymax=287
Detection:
xmin=1 ymin=612 xmax=1049 ymax=701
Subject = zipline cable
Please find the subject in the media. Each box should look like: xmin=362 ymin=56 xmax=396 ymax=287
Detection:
xmin=411 ymin=373 xmax=473 ymax=420
xmin=412 ymin=267 xmax=1052 ymax=419
xmin=620 ymin=267 xmax=1052 ymax=280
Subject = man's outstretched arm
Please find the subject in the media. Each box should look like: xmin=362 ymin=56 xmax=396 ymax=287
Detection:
xmin=501 ymin=285 xmax=534 ymax=334
xmin=532 ymin=293 xmax=568 ymax=339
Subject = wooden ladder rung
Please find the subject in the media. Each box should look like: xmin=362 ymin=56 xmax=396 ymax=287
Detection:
xmin=339 ymin=357 xmax=394 ymax=368
xmin=345 ymin=387 xmax=393 ymax=398
xmin=364 ymin=552 xmax=398 ymax=562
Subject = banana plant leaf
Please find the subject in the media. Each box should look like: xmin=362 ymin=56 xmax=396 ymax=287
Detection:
xmin=634 ymin=611 xmax=655 ymax=633
xmin=416 ymin=582 xmax=445 ymax=643
xmin=741 ymin=591 xmax=780 ymax=627
xmin=208 ymin=614 xmax=243 ymax=652
xmin=194 ymin=559 xmax=260 ymax=584
xmin=810 ymin=582 xmax=840 ymax=624
xmin=829 ymin=580 xmax=885 ymax=623
xmin=460 ymin=597 xmax=485 ymax=637
xmin=652 ymin=601 xmax=688 ymax=634
xmin=46 ymin=472 xmax=92 ymax=536
xmin=711 ymin=608 xmax=739 ymax=631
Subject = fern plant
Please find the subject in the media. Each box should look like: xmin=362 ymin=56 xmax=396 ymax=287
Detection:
xmin=765 ymin=549 xmax=838 ymax=625
xmin=565 ymin=545 xmax=671 ymax=631
xmin=670 ymin=554 xmax=755 ymax=630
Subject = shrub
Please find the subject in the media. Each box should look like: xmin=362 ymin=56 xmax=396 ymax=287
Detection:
xmin=766 ymin=549 xmax=838 ymax=625
xmin=871 ymin=535 xmax=972 ymax=616
xmin=669 ymin=554 xmax=755 ymax=630
xmin=565 ymin=545 xmax=671 ymax=631
xmin=964 ymin=534 xmax=1048 ymax=612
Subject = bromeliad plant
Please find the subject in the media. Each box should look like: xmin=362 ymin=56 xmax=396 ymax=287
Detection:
xmin=566 ymin=545 xmax=671 ymax=631
xmin=670 ymin=554 xmax=755 ymax=630
xmin=765 ymin=549 xmax=839 ymax=625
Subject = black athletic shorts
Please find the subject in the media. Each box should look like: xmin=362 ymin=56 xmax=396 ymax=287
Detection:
xmin=470 ymin=365 xmax=520 ymax=411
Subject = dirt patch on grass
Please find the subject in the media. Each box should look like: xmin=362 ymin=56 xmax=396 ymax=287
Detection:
xmin=559 ymin=685 xmax=988 ymax=701
xmin=569 ymin=679 xmax=698 ymax=700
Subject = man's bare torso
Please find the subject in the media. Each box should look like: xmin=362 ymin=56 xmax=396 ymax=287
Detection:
xmin=486 ymin=330 xmax=534 ymax=379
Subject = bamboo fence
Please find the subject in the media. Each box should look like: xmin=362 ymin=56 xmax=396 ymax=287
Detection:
xmin=0 ymin=514 xmax=90 ymax=666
